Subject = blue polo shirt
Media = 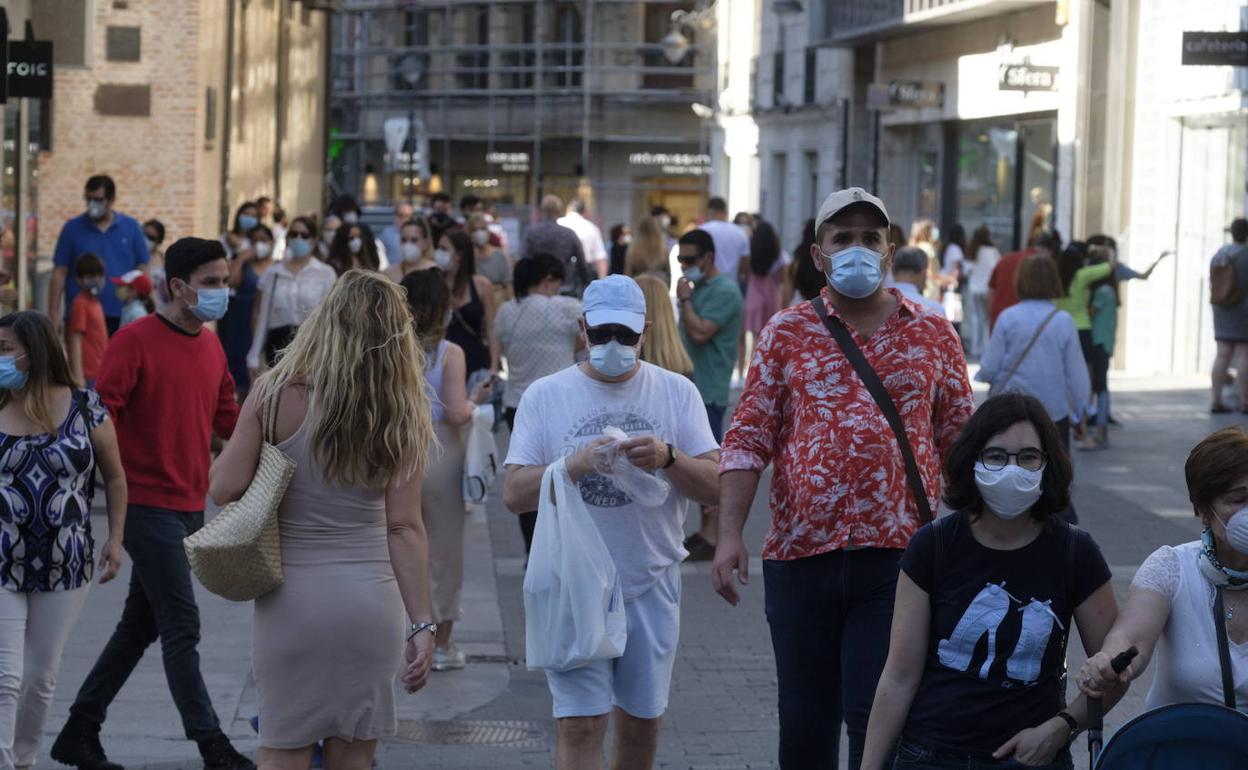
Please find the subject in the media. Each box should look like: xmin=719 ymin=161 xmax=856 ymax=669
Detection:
xmin=53 ymin=212 xmax=149 ymax=318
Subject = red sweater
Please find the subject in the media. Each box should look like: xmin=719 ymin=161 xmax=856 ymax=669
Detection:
xmin=96 ymin=313 xmax=240 ymax=512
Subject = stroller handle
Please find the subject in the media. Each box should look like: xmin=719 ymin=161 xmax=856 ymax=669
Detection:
xmin=1088 ymin=647 xmax=1139 ymax=768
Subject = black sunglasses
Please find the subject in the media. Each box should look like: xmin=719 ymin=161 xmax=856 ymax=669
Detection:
xmin=287 ymin=232 xmax=311 ymax=240
xmin=676 ymin=254 xmax=704 ymax=266
xmin=585 ymin=324 xmax=641 ymax=346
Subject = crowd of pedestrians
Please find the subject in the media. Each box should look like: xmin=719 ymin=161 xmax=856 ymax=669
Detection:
xmin=1 ymin=168 xmax=1247 ymax=770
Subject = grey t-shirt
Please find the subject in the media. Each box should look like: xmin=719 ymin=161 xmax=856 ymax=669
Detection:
xmin=505 ymin=363 xmax=719 ymax=598
xmin=495 ymin=294 xmax=582 ymax=409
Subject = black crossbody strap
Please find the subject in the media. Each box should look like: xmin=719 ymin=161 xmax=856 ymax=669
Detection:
xmin=810 ymin=299 xmax=932 ymax=525
xmin=1213 ymin=587 xmax=1238 ymax=709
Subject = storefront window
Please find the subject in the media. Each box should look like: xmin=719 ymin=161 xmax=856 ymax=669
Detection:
xmin=956 ymin=120 xmax=1017 ymax=252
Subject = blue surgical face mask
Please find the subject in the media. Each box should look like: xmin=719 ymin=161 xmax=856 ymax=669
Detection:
xmin=0 ymin=354 xmax=29 ymax=390
xmin=588 ymin=340 xmax=637 ymax=377
xmin=287 ymin=238 xmax=313 ymax=259
xmin=238 ymin=214 xmax=259 ymax=232
xmin=823 ymin=245 xmax=885 ymax=299
xmin=184 ymin=283 xmax=231 ymax=322
xmin=684 ymin=266 xmax=704 ymax=284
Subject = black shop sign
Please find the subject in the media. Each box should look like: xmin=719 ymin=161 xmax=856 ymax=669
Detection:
xmin=1182 ymin=31 xmax=1248 ymax=67
xmin=7 ymin=39 xmax=52 ymax=100
xmin=999 ymin=63 xmax=1059 ymax=92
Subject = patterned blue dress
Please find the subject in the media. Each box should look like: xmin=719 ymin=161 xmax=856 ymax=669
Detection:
xmin=0 ymin=389 xmax=107 ymax=592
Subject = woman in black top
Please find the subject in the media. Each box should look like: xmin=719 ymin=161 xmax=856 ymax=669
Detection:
xmin=439 ymin=229 xmax=499 ymax=382
xmin=862 ymin=393 xmax=1120 ymax=770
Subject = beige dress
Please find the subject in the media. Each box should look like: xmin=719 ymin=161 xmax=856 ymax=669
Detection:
xmin=253 ymin=410 xmax=403 ymax=749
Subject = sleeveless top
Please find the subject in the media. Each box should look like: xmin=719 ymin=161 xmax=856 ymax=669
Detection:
xmin=1142 ymin=541 xmax=1248 ymax=711
xmin=425 ymin=340 xmax=449 ymax=423
xmin=446 ymin=279 xmax=489 ymax=378
xmin=0 ymin=389 xmax=109 ymax=591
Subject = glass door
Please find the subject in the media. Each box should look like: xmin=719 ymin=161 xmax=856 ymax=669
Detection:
xmin=955 ymin=119 xmax=1017 ymax=251
xmin=1017 ymin=118 xmax=1057 ymax=251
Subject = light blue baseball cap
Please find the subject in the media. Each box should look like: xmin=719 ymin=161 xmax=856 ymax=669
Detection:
xmin=582 ymin=275 xmax=646 ymax=333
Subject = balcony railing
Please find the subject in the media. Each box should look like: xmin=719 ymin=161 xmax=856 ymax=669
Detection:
xmin=820 ymin=0 xmax=1050 ymax=44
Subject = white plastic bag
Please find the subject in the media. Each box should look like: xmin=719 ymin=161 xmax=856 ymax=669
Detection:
xmin=593 ymin=426 xmax=671 ymax=508
xmin=462 ymin=405 xmax=498 ymax=507
xmin=524 ymin=457 xmax=627 ymax=671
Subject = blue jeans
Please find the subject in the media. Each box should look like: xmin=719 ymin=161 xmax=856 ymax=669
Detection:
xmin=705 ymin=403 xmax=726 ymax=445
xmin=894 ymin=739 xmax=1074 ymax=769
xmin=68 ymin=506 xmax=224 ymax=741
xmin=764 ymin=548 xmax=902 ymax=769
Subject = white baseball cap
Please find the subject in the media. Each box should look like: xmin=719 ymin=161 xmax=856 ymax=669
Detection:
xmin=815 ymin=187 xmax=891 ymax=230
xmin=582 ymin=275 xmax=646 ymax=333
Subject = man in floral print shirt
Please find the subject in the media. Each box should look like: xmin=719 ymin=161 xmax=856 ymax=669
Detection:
xmin=712 ymin=188 xmax=973 ymax=768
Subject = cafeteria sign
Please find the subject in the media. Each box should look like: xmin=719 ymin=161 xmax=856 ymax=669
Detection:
xmin=1182 ymin=31 xmax=1248 ymax=66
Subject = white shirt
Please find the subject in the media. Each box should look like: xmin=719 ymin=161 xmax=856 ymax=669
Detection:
xmin=505 ymin=363 xmax=719 ymax=598
xmin=700 ymin=219 xmax=751 ymax=278
xmin=940 ymin=243 xmax=965 ymax=276
xmin=968 ymin=246 xmax=1001 ymax=295
xmin=246 ymin=258 xmax=338 ymax=368
xmin=894 ymin=281 xmax=947 ymax=317
xmin=557 ymin=211 xmax=608 ymax=266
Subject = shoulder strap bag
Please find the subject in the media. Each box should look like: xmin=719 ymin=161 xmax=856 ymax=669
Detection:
xmin=991 ymin=307 xmax=1060 ymax=396
xmin=1213 ymin=587 xmax=1239 ymax=709
xmin=810 ymin=298 xmax=932 ymax=525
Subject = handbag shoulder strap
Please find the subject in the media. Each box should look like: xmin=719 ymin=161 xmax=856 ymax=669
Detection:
xmin=1213 ymin=586 xmax=1238 ymax=709
xmin=809 ymin=299 xmax=932 ymax=525
xmin=260 ymin=384 xmax=282 ymax=446
xmin=997 ymin=307 xmax=1060 ymax=392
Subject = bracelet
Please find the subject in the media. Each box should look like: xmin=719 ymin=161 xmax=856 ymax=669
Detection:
xmin=1055 ymin=710 xmax=1079 ymax=737
xmin=406 ymin=622 xmax=437 ymax=641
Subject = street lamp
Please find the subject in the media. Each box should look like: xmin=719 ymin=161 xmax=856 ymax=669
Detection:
xmin=662 ymin=1 xmax=718 ymax=64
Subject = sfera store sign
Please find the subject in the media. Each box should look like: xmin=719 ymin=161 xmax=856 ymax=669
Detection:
xmin=1182 ymin=31 xmax=1248 ymax=67
xmin=999 ymin=63 xmax=1058 ymax=92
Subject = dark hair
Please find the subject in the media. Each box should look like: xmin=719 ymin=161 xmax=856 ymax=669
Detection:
xmin=707 ymin=197 xmax=728 ymax=214
xmin=750 ymin=220 xmax=782 ymax=276
xmin=165 ymin=237 xmax=228 ymax=289
xmin=288 ymin=215 xmax=318 ymax=238
xmin=85 ymin=175 xmax=116 ymax=200
xmin=794 ymin=218 xmax=824 ymax=302
xmin=513 ymin=253 xmax=565 ymax=298
xmin=1057 ymin=241 xmax=1088 ymax=295
xmin=1032 ymin=229 xmax=1063 ymax=254
xmin=568 ymin=199 xmax=586 ymax=215
xmin=1016 ymin=254 xmax=1064 ymax=300
xmin=247 ymin=224 xmax=274 ymax=243
xmin=329 ymin=195 xmax=361 ymax=219
xmin=888 ymin=224 xmax=907 ymax=250
xmin=609 ymin=223 xmax=627 ymax=245
xmin=431 ymin=192 xmax=452 ymax=206
xmin=1086 ymin=234 xmax=1117 ymax=252
xmin=967 ymin=225 xmax=994 ymax=262
xmin=0 ymin=311 xmax=76 ymax=432
xmin=401 ymin=268 xmax=451 ymax=354
xmin=1231 ymin=219 xmax=1248 ymax=244
xmin=939 ymin=223 xmax=967 ymax=270
xmin=328 ymin=223 xmax=380 ymax=275
xmin=459 ymin=194 xmax=482 ymax=212
xmin=232 ymin=201 xmax=259 ymax=234
xmin=143 ymin=219 xmax=166 ymax=244
xmin=446 ymin=229 xmax=475 ymax=295
xmin=679 ymin=229 xmax=715 ymax=260
xmin=651 ymin=205 xmax=670 ymax=218
xmin=943 ymin=393 xmax=1073 ymax=521
xmin=74 ymin=253 xmax=105 ymax=279
xmin=427 ymin=212 xmax=456 ymax=244
xmin=1186 ymin=426 xmax=1248 ymax=516
xmin=257 ymin=195 xmax=272 ymax=206
xmin=892 ymin=246 xmax=929 ymax=275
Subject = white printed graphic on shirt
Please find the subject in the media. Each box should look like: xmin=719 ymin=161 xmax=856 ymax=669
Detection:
xmin=938 ymin=582 xmax=1060 ymax=685
xmin=561 ymin=407 xmax=658 ymax=509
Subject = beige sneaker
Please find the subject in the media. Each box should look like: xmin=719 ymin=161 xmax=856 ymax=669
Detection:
xmin=432 ymin=643 xmax=467 ymax=671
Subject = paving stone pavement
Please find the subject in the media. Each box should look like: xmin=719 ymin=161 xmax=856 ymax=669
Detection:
xmin=30 ymin=374 xmax=1240 ymax=769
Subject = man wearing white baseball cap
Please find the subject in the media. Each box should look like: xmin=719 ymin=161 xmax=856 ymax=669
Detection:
xmin=713 ymin=188 xmax=973 ymax=767
xmin=504 ymin=274 xmax=721 ymax=768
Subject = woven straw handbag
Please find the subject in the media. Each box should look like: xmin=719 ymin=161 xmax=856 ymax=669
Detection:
xmin=184 ymin=385 xmax=296 ymax=601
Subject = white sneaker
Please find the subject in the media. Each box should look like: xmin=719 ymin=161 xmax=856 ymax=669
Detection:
xmin=432 ymin=643 xmax=466 ymax=671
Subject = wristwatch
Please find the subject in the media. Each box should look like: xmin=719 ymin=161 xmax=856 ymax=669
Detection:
xmin=406 ymin=621 xmax=438 ymax=641
xmin=662 ymin=443 xmax=677 ymax=469
xmin=1055 ymin=710 xmax=1079 ymax=740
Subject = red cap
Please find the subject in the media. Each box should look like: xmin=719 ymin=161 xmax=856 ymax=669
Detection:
xmin=110 ymin=270 xmax=153 ymax=298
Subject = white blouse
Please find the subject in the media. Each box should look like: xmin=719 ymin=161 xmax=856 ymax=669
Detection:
xmin=245 ymin=258 xmax=337 ymax=368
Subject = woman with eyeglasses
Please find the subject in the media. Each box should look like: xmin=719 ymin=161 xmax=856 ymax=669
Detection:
xmin=861 ymin=393 xmax=1118 ymax=770
xmin=246 ymin=216 xmax=337 ymax=383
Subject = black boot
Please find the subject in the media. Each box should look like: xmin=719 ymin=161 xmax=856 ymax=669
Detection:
xmin=50 ymin=715 xmax=124 ymax=770
xmin=198 ymin=734 xmax=256 ymax=770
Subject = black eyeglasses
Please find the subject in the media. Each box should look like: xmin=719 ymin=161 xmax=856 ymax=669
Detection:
xmin=287 ymin=232 xmax=311 ymax=240
xmin=585 ymin=324 xmax=641 ymax=346
xmin=979 ymin=448 xmax=1047 ymax=472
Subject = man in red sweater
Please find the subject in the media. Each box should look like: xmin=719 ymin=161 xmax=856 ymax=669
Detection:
xmin=52 ymin=238 xmax=250 ymax=770
xmin=987 ymin=230 xmax=1061 ymax=329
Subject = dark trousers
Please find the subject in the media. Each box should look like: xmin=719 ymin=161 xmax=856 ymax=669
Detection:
xmin=69 ymin=506 xmax=223 ymax=741
xmin=503 ymin=407 xmax=537 ymax=553
xmin=705 ymin=402 xmax=726 ymax=445
xmin=764 ymin=547 xmax=903 ymax=769
xmin=105 ymin=316 xmax=120 ymax=336
xmin=894 ymin=739 xmax=1073 ymax=769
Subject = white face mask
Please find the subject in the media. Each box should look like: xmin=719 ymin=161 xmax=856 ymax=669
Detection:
xmin=1215 ymin=507 xmax=1248 ymax=555
xmin=974 ymin=462 xmax=1043 ymax=520
xmin=472 ymin=229 xmax=490 ymax=247
xmin=348 ymin=237 xmax=363 ymax=255
xmin=322 ymin=228 xmax=337 ymax=244
xmin=342 ymin=211 xmax=360 ymax=225
xmin=433 ymin=249 xmax=452 ymax=269
xmin=400 ymin=242 xmax=422 ymax=262
xmin=254 ymin=242 xmax=273 ymax=260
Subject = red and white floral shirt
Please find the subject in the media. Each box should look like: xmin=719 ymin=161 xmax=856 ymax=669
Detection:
xmin=721 ymin=288 xmax=974 ymax=561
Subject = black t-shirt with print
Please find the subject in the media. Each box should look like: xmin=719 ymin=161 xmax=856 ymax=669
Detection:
xmin=899 ymin=511 xmax=1111 ymax=757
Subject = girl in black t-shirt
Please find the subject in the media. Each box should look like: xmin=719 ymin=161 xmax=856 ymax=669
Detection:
xmin=861 ymin=393 xmax=1120 ymax=769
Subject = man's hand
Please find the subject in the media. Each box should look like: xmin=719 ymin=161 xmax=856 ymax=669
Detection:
xmin=676 ymin=277 xmax=694 ymax=302
xmin=620 ymin=435 xmax=668 ymax=472
xmin=97 ymin=537 xmax=125 ymax=584
xmin=567 ymin=437 xmax=614 ymax=481
xmin=711 ymin=535 xmax=750 ymax=606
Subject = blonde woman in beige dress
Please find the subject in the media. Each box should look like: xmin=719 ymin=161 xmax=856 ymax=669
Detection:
xmin=209 ymin=270 xmax=437 ymax=770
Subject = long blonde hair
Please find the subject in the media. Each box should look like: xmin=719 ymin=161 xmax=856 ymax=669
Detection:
xmin=626 ymin=216 xmax=670 ymax=278
xmin=636 ymin=274 xmax=693 ymax=377
xmin=256 ymin=270 xmax=434 ymax=488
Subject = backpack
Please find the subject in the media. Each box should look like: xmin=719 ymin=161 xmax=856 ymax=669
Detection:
xmin=1210 ymin=251 xmax=1243 ymax=307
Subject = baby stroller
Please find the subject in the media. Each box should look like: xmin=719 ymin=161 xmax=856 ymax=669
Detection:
xmin=1091 ymin=702 xmax=1248 ymax=769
